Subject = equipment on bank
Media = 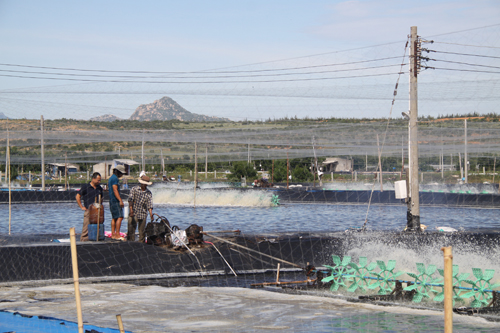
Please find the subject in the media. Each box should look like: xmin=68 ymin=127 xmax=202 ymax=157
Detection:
xmin=144 ymin=214 xmax=204 ymax=249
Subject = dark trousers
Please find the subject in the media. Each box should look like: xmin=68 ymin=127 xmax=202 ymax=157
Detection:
xmin=127 ymin=215 xmax=146 ymax=242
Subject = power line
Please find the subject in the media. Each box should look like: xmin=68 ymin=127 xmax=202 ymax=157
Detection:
xmin=430 ymin=67 xmax=500 ymax=74
xmin=0 ymin=71 xmax=406 ymax=84
xmin=432 ymin=42 xmax=500 ymax=49
xmin=429 ymin=50 xmax=500 ymax=59
xmin=0 ymin=56 xmax=404 ymax=75
xmin=431 ymin=59 xmax=500 ymax=70
xmin=0 ymin=63 xmax=405 ymax=81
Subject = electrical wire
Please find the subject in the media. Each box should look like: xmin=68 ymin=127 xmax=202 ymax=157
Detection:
xmin=0 ymin=56 xmax=405 ymax=74
xmin=429 ymin=50 xmax=500 ymax=59
xmin=0 ymin=71 xmax=405 ymax=83
xmin=0 ymin=63 xmax=406 ymax=80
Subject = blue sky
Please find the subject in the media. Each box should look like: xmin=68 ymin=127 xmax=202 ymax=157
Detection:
xmin=0 ymin=0 xmax=499 ymax=120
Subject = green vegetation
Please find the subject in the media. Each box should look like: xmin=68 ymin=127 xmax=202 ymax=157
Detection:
xmin=2 ymin=113 xmax=500 ymax=186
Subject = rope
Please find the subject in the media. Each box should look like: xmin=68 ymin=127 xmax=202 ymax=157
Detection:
xmin=361 ymin=37 xmax=410 ymax=231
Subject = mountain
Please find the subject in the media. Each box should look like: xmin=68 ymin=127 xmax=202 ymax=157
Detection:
xmin=90 ymin=114 xmax=122 ymax=122
xmin=129 ymin=96 xmax=229 ymax=122
xmin=0 ymin=112 xmax=9 ymax=119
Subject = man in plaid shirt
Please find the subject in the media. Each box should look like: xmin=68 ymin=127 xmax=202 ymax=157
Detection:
xmin=127 ymin=174 xmax=154 ymax=242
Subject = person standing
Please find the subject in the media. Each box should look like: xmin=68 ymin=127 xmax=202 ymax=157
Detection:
xmin=127 ymin=174 xmax=154 ymax=242
xmin=109 ymin=165 xmax=125 ymax=240
xmin=76 ymin=172 xmax=103 ymax=241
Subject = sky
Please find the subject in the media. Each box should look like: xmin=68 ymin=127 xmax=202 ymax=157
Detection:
xmin=0 ymin=0 xmax=499 ymax=120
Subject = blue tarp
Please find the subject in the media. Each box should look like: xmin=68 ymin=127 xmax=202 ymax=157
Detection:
xmin=0 ymin=311 xmax=132 ymax=333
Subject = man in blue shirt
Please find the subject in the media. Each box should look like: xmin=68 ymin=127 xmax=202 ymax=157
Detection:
xmin=76 ymin=172 xmax=103 ymax=241
xmin=109 ymin=165 xmax=125 ymax=240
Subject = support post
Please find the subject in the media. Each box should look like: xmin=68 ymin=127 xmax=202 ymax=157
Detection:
xmin=286 ymin=152 xmax=289 ymax=190
xmin=459 ymin=152 xmax=463 ymax=181
xmin=194 ymin=142 xmax=198 ymax=207
xmin=141 ymin=131 xmax=145 ymax=172
xmin=377 ymin=134 xmax=383 ymax=192
xmin=70 ymin=228 xmax=84 ymax=333
xmin=441 ymin=246 xmax=453 ymax=333
xmin=407 ymin=25 xmax=421 ymax=231
xmin=7 ymin=123 xmax=11 ymax=235
xmin=464 ymin=119 xmax=468 ymax=184
xmin=493 ymin=156 xmax=496 ymax=183
xmin=272 ymin=160 xmax=274 ymax=184
xmin=205 ymin=145 xmax=208 ymax=179
xmin=41 ymin=115 xmax=45 ymax=191
xmin=116 ymin=314 xmax=125 ymax=333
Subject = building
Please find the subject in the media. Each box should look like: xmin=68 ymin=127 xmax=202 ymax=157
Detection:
xmin=429 ymin=164 xmax=457 ymax=172
xmin=92 ymin=159 xmax=139 ymax=179
xmin=48 ymin=163 xmax=80 ymax=176
xmin=321 ymin=157 xmax=353 ymax=173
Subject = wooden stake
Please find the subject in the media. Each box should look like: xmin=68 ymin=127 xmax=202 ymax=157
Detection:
xmin=276 ymin=263 xmax=281 ymax=284
xmin=441 ymin=246 xmax=453 ymax=333
xmin=70 ymin=228 xmax=84 ymax=333
xmin=116 ymin=314 xmax=125 ymax=333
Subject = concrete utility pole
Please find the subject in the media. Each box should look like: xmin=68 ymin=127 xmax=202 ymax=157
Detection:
xmin=407 ymin=26 xmax=421 ymax=231
xmin=41 ymin=115 xmax=45 ymax=191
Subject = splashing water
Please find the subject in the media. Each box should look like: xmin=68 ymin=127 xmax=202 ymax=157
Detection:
xmin=151 ymin=187 xmax=275 ymax=207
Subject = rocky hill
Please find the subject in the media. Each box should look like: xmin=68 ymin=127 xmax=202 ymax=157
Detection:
xmin=129 ymin=96 xmax=228 ymax=122
xmin=90 ymin=114 xmax=122 ymax=122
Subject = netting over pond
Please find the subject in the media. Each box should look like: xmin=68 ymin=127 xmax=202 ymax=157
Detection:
xmin=0 ymin=24 xmax=499 ymax=165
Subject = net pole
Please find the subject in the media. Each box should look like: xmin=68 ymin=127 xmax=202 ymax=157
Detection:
xmin=7 ymin=121 xmax=11 ymax=235
xmin=286 ymin=152 xmax=289 ymax=189
xmin=205 ymin=145 xmax=208 ymax=179
xmin=464 ymin=119 xmax=468 ymax=183
xmin=272 ymin=160 xmax=274 ymax=184
xmin=377 ymin=134 xmax=383 ymax=192
xmin=69 ymin=227 xmax=84 ymax=333
xmin=493 ymin=156 xmax=496 ymax=183
xmin=141 ymin=130 xmax=145 ymax=172
xmin=441 ymin=246 xmax=453 ymax=333
xmin=194 ymin=142 xmax=197 ymax=208
xmin=41 ymin=115 xmax=45 ymax=191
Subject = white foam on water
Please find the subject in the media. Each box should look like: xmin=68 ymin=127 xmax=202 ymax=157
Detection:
xmin=344 ymin=235 xmax=500 ymax=302
xmin=151 ymin=188 xmax=274 ymax=207
xmin=0 ymin=283 xmax=497 ymax=332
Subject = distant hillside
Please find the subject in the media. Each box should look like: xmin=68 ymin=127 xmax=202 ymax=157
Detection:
xmin=0 ymin=112 xmax=8 ymax=119
xmin=129 ymin=96 xmax=229 ymax=122
xmin=90 ymin=114 xmax=122 ymax=122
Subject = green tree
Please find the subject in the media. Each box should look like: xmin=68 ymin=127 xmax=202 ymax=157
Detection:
xmin=273 ymin=160 xmax=288 ymax=182
xmin=292 ymin=165 xmax=313 ymax=182
xmin=228 ymin=161 xmax=257 ymax=181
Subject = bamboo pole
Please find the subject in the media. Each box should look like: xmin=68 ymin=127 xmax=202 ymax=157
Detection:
xmin=116 ymin=314 xmax=125 ymax=333
xmin=276 ymin=263 xmax=281 ymax=284
xmin=70 ymin=228 xmax=84 ymax=333
xmin=441 ymin=246 xmax=453 ymax=333
xmin=251 ymin=278 xmax=316 ymax=287
xmin=203 ymin=232 xmax=301 ymax=269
